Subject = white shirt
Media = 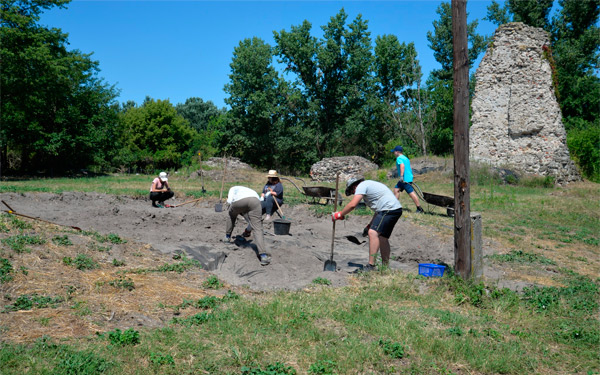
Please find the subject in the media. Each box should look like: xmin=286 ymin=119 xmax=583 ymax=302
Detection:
xmin=226 ymin=186 xmax=259 ymax=204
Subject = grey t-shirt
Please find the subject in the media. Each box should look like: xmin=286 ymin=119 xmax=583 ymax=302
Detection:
xmin=354 ymin=180 xmax=402 ymax=212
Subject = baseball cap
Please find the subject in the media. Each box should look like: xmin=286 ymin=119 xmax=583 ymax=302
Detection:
xmin=345 ymin=176 xmax=365 ymax=196
xmin=159 ymin=172 xmax=168 ymax=182
xmin=390 ymin=145 xmax=404 ymax=153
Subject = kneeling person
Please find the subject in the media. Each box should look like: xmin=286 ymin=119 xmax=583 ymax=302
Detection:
xmin=223 ymin=186 xmax=271 ymax=266
xmin=149 ymin=172 xmax=174 ymax=208
xmin=332 ymin=176 xmax=402 ymax=271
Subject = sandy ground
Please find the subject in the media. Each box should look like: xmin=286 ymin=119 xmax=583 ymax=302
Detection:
xmin=0 ymin=191 xmax=512 ymax=291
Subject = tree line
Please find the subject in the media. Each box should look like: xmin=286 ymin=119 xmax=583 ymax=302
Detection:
xmin=1 ymin=0 xmax=598 ymax=180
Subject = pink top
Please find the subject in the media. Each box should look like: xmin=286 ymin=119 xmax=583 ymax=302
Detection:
xmin=150 ymin=177 xmax=169 ymax=192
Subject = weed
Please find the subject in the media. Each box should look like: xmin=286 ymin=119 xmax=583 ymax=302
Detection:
xmin=38 ymin=317 xmax=51 ymax=326
xmin=378 ymin=338 xmax=406 ymax=359
xmin=51 ymin=235 xmax=72 ymax=246
xmin=312 ymin=277 xmax=332 ymax=285
xmin=63 ymin=254 xmax=98 ymax=270
xmin=223 ymin=290 xmax=240 ymax=300
xmin=488 ymin=250 xmax=556 ymax=265
xmin=10 ymin=216 xmax=32 ymax=230
xmin=522 ymin=273 xmax=599 ymax=314
xmin=107 ymin=328 xmax=140 ymax=346
xmin=87 ymin=242 xmax=111 ymax=252
xmin=111 ymin=258 xmax=125 ymax=267
xmin=155 ymin=255 xmax=201 ymax=273
xmin=446 ymin=327 xmax=464 ymax=336
xmin=0 ymin=258 xmax=14 ymax=283
xmin=105 ymin=233 xmax=126 ymax=244
xmin=2 ymin=234 xmax=45 ymax=253
xmin=57 ymin=349 xmax=111 ymax=374
xmin=108 ymin=276 xmax=135 ymax=291
xmin=308 ymin=360 xmax=337 ymax=375
xmin=149 ymin=352 xmax=175 ymax=366
xmin=71 ymin=300 xmax=92 ymax=316
xmin=19 ymin=265 xmax=28 ymax=275
xmin=171 ymin=309 xmax=231 ymax=326
xmin=4 ymin=294 xmax=64 ymax=311
xmin=202 ymin=275 xmax=223 ymax=289
xmin=241 ymin=362 xmax=297 ymax=375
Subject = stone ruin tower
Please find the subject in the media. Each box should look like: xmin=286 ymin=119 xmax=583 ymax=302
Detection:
xmin=470 ymin=22 xmax=581 ymax=184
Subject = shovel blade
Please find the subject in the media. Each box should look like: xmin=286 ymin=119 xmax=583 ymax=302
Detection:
xmin=323 ymin=259 xmax=337 ymax=272
xmin=215 ymin=203 xmax=223 ymax=212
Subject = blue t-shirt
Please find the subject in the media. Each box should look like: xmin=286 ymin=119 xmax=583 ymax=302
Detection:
xmin=354 ymin=180 xmax=402 ymax=212
xmin=396 ymin=154 xmax=414 ymax=183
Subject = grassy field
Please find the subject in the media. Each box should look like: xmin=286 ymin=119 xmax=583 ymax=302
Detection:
xmin=0 ymin=161 xmax=598 ymax=374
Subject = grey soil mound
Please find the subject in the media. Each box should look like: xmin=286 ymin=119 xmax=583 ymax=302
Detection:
xmin=0 ymin=192 xmax=515 ymax=291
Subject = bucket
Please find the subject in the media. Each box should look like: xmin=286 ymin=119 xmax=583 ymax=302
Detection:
xmin=273 ymin=219 xmax=291 ymax=235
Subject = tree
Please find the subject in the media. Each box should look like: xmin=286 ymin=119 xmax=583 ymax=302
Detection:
xmin=426 ymin=2 xmax=487 ymax=154
xmin=374 ymin=36 xmax=431 ymax=155
xmin=0 ymin=0 xmax=121 ymax=174
xmin=120 ymin=98 xmax=197 ymax=170
xmin=274 ymin=9 xmax=382 ymax=162
xmin=223 ymin=37 xmax=284 ymax=167
xmin=175 ymin=97 xmax=224 ymax=133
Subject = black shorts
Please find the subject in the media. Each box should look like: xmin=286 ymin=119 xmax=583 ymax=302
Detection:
xmin=371 ymin=208 xmax=403 ymax=238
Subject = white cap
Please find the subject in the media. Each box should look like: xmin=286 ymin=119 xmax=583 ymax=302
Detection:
xmin=159 ymin=172 xmax=168 ymax=182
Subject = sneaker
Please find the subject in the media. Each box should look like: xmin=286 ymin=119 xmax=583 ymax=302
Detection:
xmin=362 ymin=264 xmax=377 ymax=272
xmin=242 ymin=229 xmax=252 ymax=238
xmin=259 ymin=253 xmax=271 ymax=266
xmin=222 ymin=235 xmax=231 ymax=243
xmin=264 ymin=214 xmax=272 ymax=221
xmin=152 ymin=202 xmax=159 ymax=208
xmin=416 ymin=206 xmax=425 ymax=214
xmin=156 ymin=203 xmax=165 ymax=208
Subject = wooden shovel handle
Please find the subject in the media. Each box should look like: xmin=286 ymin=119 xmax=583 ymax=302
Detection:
xmin=330 ymin=173 xmax=340 ymax=261
xmin=218 ymin=157 xmax=228 ymax=202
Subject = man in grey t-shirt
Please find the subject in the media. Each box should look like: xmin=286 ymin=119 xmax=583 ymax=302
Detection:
xmin=332 ymin=176 xmax=403 ymax=271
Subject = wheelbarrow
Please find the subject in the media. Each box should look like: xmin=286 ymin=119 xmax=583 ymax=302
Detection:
xmin=422 ymin=192 xmax=455 ymax=217
xmin=281 ymin=177 xmax=342 ymax=205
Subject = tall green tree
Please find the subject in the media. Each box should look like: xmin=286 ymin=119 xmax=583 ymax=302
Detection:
xmin=426 ymin=2 xmax=487 ymax=154
xmin=175 ymin=97 xmax=224 ymax=133
xmin=119 ymin=98 xmax=196 ymax=170
xmin=223 ymin=37 xmax=283 ymax=167
xmin=274 ymin=9 xmax=379 ymax=161
xmin=1 ymin=0 xmax=120 ymax=174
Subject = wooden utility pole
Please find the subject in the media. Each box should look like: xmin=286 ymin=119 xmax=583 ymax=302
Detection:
xmin=452 ymin=0 xmax=471 ymax=279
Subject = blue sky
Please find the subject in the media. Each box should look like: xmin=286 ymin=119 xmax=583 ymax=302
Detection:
xmin=41 ymin=1 xmax=499 ymax=109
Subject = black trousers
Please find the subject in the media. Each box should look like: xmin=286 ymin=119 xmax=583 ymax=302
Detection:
xmin=149 ymin=191 xmax=174 ymax=204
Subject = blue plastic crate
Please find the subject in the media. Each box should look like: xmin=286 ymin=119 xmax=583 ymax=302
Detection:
xmin=418 ymin=263 xmax=446 ymax=277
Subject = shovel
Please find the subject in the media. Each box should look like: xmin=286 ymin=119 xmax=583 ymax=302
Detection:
xmin=272 ymin=196 xmax=286 ymax=220
xmin=2 ymin=201 xmax=82 ymax=231
xmin=199 ymin=152 xmax=207 ymax=194
xmin=324 ymin=173 xmax=340 ymax=272
xmin=215 ymin=157 xmax=228 ymax=212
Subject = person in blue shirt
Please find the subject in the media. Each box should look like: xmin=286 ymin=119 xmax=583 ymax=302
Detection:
xmin=391 ymin=146 xmax=424 ymax=213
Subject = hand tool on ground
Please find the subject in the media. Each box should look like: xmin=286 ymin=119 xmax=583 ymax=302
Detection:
xmin=272 ymin=196 xmax=286 ymax=220
xmin=324 ymin=173 xmax=340 ymax=271
xmin=173 ymin=197 xmax=203 ymax=208
xmin=2 ymin=200 xmax=81 ymax=231
xmin=215 ymin=156 xmax=228 ymax=212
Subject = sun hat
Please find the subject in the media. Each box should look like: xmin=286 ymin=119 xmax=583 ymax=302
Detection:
xmin=266 ymin=170 xmax=279 ymax=178
xmin=390 ymin=145 xmax=404 ymax=153
xmin=159 ymin=172 xmax=168 ymax=182
xmin=345 ymin=175 xmax=365 ymax=196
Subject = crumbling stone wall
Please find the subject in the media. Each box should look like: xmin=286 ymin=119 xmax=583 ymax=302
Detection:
xmin=470 ymin=22 xmax=580 ymax=184
xmin=310 ymin=156 xmax=378 ymax=182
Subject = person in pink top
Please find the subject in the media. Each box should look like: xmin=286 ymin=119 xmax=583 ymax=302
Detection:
xmin=149 ymin=172 xmax=174 ymax=208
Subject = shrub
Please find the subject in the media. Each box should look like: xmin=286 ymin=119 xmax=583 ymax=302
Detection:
xmin=567 ymin=124 xmax=600 ymax=182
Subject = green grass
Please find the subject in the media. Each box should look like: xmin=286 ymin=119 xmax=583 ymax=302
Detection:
xmin=0 ymin=163 xmax=598 ymax=374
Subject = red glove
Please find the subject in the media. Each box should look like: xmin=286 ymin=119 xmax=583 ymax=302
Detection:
xmin=332 ymin=212 xmax=345 ymax=221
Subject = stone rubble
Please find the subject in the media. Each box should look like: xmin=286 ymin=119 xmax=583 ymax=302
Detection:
xmin=310 ymin=156 xmax=379 ymax=182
